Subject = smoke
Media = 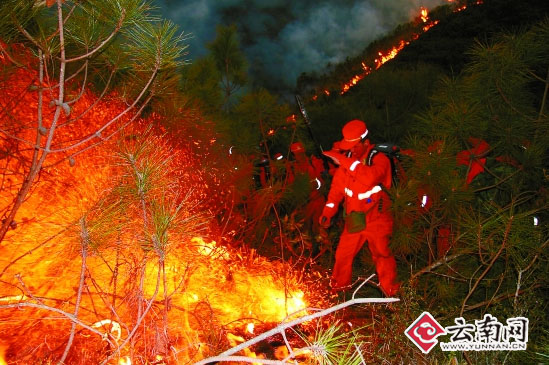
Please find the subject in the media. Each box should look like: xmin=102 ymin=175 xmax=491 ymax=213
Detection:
xmin=156 ymin=0 xmax=447 ymax=93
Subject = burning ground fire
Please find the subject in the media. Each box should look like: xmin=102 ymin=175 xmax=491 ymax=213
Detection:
xmin=0 ymin=60 xmax=329 ymax=363
xmin=336 ymin=1 xmax=482 ymax=95
xmin=338 ymin=6 xmax=436 ymax=95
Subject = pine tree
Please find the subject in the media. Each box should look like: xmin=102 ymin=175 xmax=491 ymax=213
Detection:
xmin=207 ymin=24 xmax=248 ymax=111
xmin=0 ymin=0 xmax=188 ymax=242
xmin=401 ymin=19 xmax=549 ymax=362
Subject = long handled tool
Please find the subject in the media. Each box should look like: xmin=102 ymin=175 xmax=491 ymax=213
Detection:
xmin=295 ymin=94 xmax=324 ymax=154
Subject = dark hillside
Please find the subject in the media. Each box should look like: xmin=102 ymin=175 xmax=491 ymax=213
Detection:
xmin=391 ymin=0 xmax=549 ymax=73
xmin=301 ymin=0 xmax=549 ymax=151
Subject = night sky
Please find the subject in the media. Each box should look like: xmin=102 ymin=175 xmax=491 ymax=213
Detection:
xmin=154 ymin=0 xmax=447 ymax=93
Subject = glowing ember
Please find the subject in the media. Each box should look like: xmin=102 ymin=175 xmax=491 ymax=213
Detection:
xmin=118 ymin=356 xmax=131 ymax=365
xmin=194 ymin=236 xmax=230 ymax=259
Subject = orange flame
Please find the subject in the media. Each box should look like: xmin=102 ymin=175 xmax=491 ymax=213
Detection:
xmin=0 ymin=52 xmax=323 ymax=363
xmin=374 ymin=40 xmax=408 ymax=69
xmin=118 ymin=356 xmax=131 ymax=365
xmin=333 ymin=2 xmax=482 ymax=95
xmin=0 ymin=343 xmax=7 ymax=365
xmin=420 ymin=7 xmax=429 ymax=22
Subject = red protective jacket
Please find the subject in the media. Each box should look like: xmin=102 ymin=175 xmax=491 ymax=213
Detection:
xmin=321 ymin=143 xmax=399 ymax=295
xmin=289 ymin=153 xmax=326 ymax=235
xmin=322 ymin=144 xmax=392 ymax=222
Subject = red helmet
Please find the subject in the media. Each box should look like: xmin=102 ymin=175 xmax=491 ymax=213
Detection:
xmin=290 ymin=142 xmax=305 ymax=153
xmin=339 ymin=119 xmax=368 ymax=150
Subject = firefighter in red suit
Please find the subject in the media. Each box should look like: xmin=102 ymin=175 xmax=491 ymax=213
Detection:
xmin=288 ymin=142 xmax=326 ymax=251
xmin=319 ymin=120 xmax=400 ymax=296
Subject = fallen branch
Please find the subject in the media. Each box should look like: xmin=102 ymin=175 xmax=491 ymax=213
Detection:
xmin=195 ymin=276 xmax=399 ymax=365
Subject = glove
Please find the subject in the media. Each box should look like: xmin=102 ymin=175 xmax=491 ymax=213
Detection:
xmin=319 ymin=215 xmax=331 ymax=228
xmin=322 ymin=151 xmax=360 ymax=172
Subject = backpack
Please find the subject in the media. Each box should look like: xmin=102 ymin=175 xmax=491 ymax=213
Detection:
xmin=365 ymin=143 xmax=406 ymax=188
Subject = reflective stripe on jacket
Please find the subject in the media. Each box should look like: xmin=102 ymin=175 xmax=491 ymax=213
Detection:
xmin=323 ymin=143 xmax=392 ymax=218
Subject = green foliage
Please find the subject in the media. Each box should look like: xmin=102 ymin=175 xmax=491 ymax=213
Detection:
xmin=207 ymin=24 xmax=248 ymax=109
xmin=412 ymin=19 xmax=549 ymax=207
xmin=0 ymin=0 xmax=192 ymax=243
xmin=181 ymin=56 xmax=223 ymax=112
xmin=86 ymin=129 xmax=207 ymax=256
xmin=116 ymin=131 xmax=171 ymax=199
xmin=0 ymin=1 xmax=41 ymax=44
xmin=290 ymin=17 xmax=548 ymax=363
xmin=281 ymin=172 xmax=312 ymax=213
xmin=294 ymin=322 xmax=368 ymax=365
xmin=0 ymin=0 xmax=188 ymax=102
xmin=303 ymin=63 xmax=444 ymax=151
xmin=228 ymin=88 xmax=292 ymax=155
xmin=389 ymin=21 xmax=549 ymax=360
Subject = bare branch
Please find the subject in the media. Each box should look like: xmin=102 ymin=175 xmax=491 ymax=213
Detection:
xmin=0 ymin=42 xmax=25 ymax=68
xmin=100 ymin=257 xmax=163 ymax=365
xmin=0 ymin=301 xmax=117 ymax=349
xmin=58 ymin=216 xmax=89 ymax=364
xmin=48 ymin=67 xmax=158 ymax=153
xmin=58 ymin=65 xmax=116 ymax=127
xmin=195 ymin=284 xmax=399 ymax=365
xmin=410 ymin=253 xmax=464 ymax=280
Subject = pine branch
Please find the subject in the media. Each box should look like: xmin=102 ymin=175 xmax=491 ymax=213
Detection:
xmin=410 ymin=253 xmax=464 ymax=280
xmin=65 ymin=9 xmax=126 ymax=63
xmin=459 ymin=215 xmax=514 ymax=317
xmin=514 ymin=238 xmax=548 ymax=309
xmin=537 ymin=66 xmax=549 ymax=121
xmin=195 ymin=277 xmax=398 ymax=365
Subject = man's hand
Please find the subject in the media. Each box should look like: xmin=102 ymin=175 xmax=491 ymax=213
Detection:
xmin=322 ymin=150 xmax=344 ymax=165
xmin=319 ymin=215 xmax=331 ymax=228
xmin=323 ymin=150 xmax=360 ymax=172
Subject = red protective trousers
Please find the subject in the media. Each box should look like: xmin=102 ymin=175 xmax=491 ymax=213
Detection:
xmin=332 ymin=210 xmax=398 ymax=295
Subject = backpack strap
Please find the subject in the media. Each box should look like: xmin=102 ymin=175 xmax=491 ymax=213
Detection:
xmin=366 ymin=147 xmax=379 ymax=166
xmin=366 ymin=143 xmax=400 ymax=165
xmin=364 ymin=143 xmax=401 ymax=193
